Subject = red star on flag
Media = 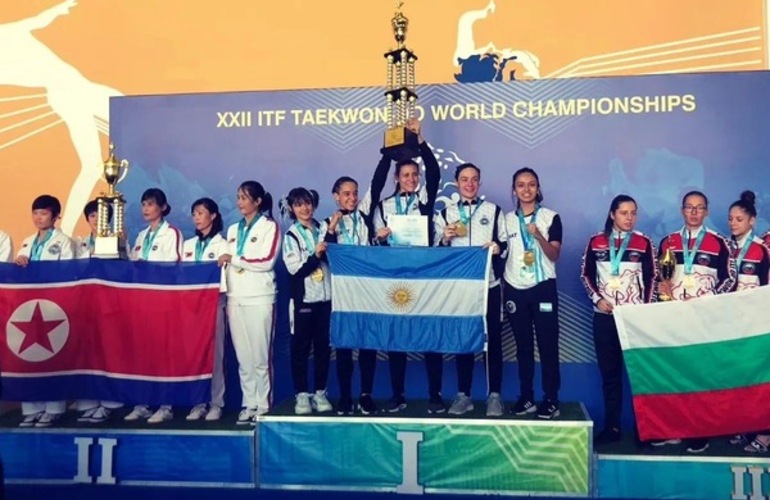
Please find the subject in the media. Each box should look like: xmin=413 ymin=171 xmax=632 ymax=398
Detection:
xmin=12 ymin=302 xmax=65 ymax=354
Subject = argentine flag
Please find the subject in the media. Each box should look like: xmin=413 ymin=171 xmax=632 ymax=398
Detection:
xmin=326 ymin=245 xmax=491 ymax=353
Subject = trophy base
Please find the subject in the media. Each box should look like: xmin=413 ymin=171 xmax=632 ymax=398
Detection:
xmin=93 ymin=236 xmax=128 ymax=260
xmin=381 ymin=127 xmax=420 ymax=161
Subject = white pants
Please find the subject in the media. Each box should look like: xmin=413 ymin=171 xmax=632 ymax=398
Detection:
xmin=22 ymin=401 xmax=65 ymax=415
xmin=210 ymin=294 xmax=227 ymax=408
xmin=76 ymin=400 xmax=123 ymax=411
xmin=227 ymin=301 xmax=274 ymax=411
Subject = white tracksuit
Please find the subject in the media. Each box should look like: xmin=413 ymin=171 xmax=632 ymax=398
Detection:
xmin=224 ymin=216 xmax=280 ymax=411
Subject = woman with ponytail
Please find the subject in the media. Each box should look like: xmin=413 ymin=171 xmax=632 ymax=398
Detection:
xmin=580 ymin=194 xmax=656 ymax=445
xmin=219 ymin=181 xmax=281 ymax=424
xmin=280 ymin=187 xmax=333 ymax=415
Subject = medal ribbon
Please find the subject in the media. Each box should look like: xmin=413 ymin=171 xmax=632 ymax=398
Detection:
xmin=517 ymin=206 xmax=539 ymax=253
xmin=734 ymin=232 xmax=754 ymax=273
xmin=195 ymin=236 xmax=212 ymax=262
xmin=142 ymin=221 xmax=166 ymax=261
xmin=395 ymin=192 xmax=416 ymax=215
xmin=681 ymin=227 xmax=706 ymax=275
xmin=609 ymin=231 xmax=632 ymax=276
xmin=236 ymin=215 xmax=261 ymax=257
xmin=458 ymin=200 xmax=482 ymax=226
xmin=338 ymin=211 xmax=359 ymax=245
xmin=30 ymin=229 xmax=54 ymax=261
xmin=295 ymin=222 xmax=319 ymax=253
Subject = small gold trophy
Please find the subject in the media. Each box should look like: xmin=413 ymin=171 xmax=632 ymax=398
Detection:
xmin=382 ymin=1 xmax=420 ymax=161
xmin=658 ymin=247 xmax=676 ymax=301
xmin=93 ymin=144 xmax=129 ymax=259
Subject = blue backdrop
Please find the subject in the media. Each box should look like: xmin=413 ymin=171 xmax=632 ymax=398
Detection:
xmin=110 ymin=70 xmax=770 ymax=428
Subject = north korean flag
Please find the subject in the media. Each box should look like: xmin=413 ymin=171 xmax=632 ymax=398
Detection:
xmin=0 ymin=260 xmax=221 ymax=405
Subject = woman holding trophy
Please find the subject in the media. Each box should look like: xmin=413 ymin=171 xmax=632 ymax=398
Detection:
xmin=654 ymin=190 xmax=736 ymax=452
xmin=580 ymin=194 xmax=656 ymax=444
xmin=124 ymin=188 xmax=184 ymax=424
xmin=371 ymin=118 xmax=444 ymax=414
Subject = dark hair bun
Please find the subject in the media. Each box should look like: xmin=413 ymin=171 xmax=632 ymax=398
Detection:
xmin=740 ymin=190 xmax=756 ymax=206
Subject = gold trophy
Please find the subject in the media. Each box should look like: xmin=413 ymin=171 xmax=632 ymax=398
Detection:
xmin=382 ymin=1 xmax=420 ymax=161
xmin=658 ymin=247 xmax=676 ymax=301
xmin=93 ymin=144 xmax=130 ymax=259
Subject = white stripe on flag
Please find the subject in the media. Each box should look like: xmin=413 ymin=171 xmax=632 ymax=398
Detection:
xmin=332 ymin=275 xmax=486 ymax=316
xmin=614 ymin=285 xmax=770 ymax=350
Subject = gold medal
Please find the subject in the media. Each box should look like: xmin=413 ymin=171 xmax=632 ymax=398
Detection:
xmin=608 ymin=277 xmax=621 ymax=290
xmin=683 ymin=274 xmax=695 ymax=287
xmin=523 ymin=250 xmax=535 ymax=266
xmin=455 ymin=222 xmax=467 ymax=237
xmin=310 ymin=268 xmax=324 ymax=282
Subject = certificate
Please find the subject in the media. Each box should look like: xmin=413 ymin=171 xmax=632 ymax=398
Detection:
xmin=388 ymin=214 xmax=428 ymax=246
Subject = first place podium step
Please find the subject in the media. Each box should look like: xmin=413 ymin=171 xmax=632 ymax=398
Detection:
xmin=257 ymin=400 xmax=593 ymax=496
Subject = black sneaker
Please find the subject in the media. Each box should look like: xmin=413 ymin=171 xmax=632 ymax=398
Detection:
xmin=537 ymin=400 xmax=560 ymax=419
xmin=510 ymin=397 xmax=538 ymax=416
xmin=336 ymin=395 xmax=354 ymax=416
xmin=358 ymin=394 xmax=377 ymax=415
xmin=593 ymin=427 xmax=622 ymax=445
xmin=685 ymin=438 xmax=709 ymax=454
xmin=427 ymin=394 xmax=446 ymax=414
xmin=384 ymin=395 xmax=407 ymax=413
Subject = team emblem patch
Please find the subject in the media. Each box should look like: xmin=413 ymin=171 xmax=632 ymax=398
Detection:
xmin=742 ymin=262 xmax=756 ymax=275
xmin=594 ymin=250 xmax=608 ymax=260
xmin=696 ymin=253 xmax=711 ymax=265
xmin=251 ymin=237 xmax=257 ymax=243
xmin=505 ymin=300 xmax=516 ymax=313
xmin=480 ymin=217 xmax=490 ymax=225
xmin=208 ymin=252 xmax=216 ymax=259
xmin=152 ymin=245 xmax=158 ymax=251
xmin=48 ymin=243 xmax=61 ymax=255
xmin=628 ymin=251 xmax=641 ymax=262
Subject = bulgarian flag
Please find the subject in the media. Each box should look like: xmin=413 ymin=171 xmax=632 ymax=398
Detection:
xmin=613 ymin=286 xmax=770 ymax=441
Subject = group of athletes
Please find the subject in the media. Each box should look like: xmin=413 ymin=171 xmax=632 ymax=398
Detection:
xmin=2 ymin=119 xmax=768 ymax=456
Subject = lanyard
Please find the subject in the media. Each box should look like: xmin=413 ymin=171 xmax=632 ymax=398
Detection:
xmin=609 ymin=231 xmax=632 ymax=276
xmin=517 ymin=206 xmax=539 ymax=252
xmin=237 ymin=215 xmax=261 ymax=257
xmin=30 ymin=230 xmax=54 ymax=261
xmin=734 ymin=232 xmax=754 ymax=273
xmin=458 ymin=200 xmax=482 ymax=225
xmin=195 ymin=237 xmax=212 ymax=262
xmin=681 ymin=227 xmax=706 ymax=275
xmin=142 ymin=221 xmax=166 ymax=260
xmin=338 ymin=211 xmax=359 ymax=245
xmin=295 ymin=222 xmax=319 ymax=252
xmin=395 ymin=192 xmax=416 ymax=215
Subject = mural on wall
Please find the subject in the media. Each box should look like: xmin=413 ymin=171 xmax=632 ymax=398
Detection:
xmin=0 ymin=0 xmax=767 ymax=243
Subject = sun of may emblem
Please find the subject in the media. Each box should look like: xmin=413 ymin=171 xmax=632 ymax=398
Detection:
xmin=387 ymin=282 xmax=416 ymax=312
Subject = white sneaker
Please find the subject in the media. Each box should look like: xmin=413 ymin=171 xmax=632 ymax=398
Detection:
xmin=20 ymin=411 xmax=44 ymax=427
xmin=77 ymin=407 xmax=98 ymax=423
xmin=295 ymin=392 xmax=312 ymax=415
xmin=312 ymin=390 xmax=333 ymax=413
xmin=237 ymin=407 xmax=258 ymax=425
xmin=88 ymin=406 xmax=112 ymax=424
xmin=148 ymin=407 xmax=173 ymax=424
xmin=204 ymin=406 xmax=222 ymax=421
xmin=35 ymin=412 xmax=62 ymax=428
xmin=251 ymin=407 xmax=270 ymax=423
xmin=124 ymin=405 xmax=152 ymax=421
xmin=186 ymin=404 xmax=208 ymax=421
xmin=448 ymin=393 xmax=474 ymax=415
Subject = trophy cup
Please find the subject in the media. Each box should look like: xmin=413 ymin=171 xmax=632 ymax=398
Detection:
xmin=382 ymin=1 xmax=420 ymax=161
xmin=93 ymin=144 xmax=129 ymax=259
xmin=658 ymin=247 xmax=676 ymax=301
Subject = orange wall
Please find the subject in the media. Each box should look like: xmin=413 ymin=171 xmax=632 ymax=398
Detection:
xmin=0 ymin=0 xmax=766 ymax=245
